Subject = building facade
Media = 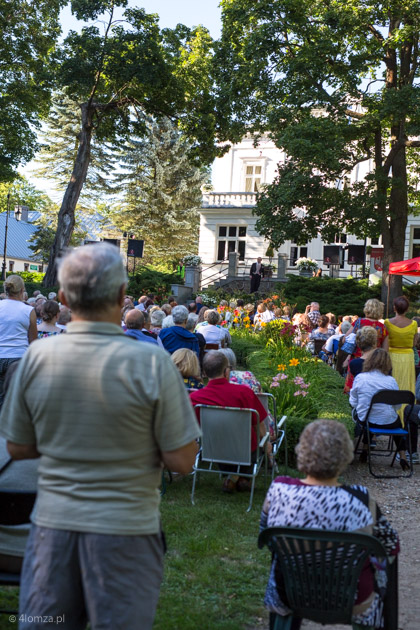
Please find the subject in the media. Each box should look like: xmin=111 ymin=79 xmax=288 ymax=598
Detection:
xmin=198 ymin=135 xmax=419 ymax=290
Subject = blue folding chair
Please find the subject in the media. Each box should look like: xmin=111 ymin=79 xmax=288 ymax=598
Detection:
xmin=354 ymin=389 xmax=414 ymax=478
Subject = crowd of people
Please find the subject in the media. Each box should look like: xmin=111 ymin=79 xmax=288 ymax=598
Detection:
xmin=0 ymin=244 xmax=417 ymax=629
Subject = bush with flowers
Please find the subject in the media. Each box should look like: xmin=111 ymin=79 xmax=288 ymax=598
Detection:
xmin=295 ymin=256 xmax=318 ymax=272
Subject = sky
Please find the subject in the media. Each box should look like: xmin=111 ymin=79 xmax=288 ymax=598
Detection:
xmin=22 ymin=0 xmax=222 ymax=201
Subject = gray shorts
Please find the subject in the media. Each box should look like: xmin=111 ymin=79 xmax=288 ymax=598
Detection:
xmin=19 ymin=525 xmax=164 ymax=630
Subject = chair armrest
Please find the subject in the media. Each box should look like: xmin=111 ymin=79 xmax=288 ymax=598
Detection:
xmin=277 ymin=415 xmax=287 ymax=430
xmin=259 ymin=432 xmax=270 ymax=448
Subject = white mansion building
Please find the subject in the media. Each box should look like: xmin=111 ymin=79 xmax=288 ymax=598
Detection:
xmin=198 ymin=135 xmax=419 ymax=290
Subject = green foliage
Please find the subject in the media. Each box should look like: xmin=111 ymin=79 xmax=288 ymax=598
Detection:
xmin=0 ymin=0 xmax=65 ymax=181
xmin=126 ymin=265 xmax=182 ymax=301
xmin=111 ymin=116 xmax=209 ymax=264
xmin=217 ymin=0 xmax=420 ymax=301
xmin=280 ymin=276 xmax=381 ymax=316
xmin=33 ymin=93 xmax=118 ymax=205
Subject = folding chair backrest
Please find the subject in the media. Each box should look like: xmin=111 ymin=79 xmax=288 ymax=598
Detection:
xmin=258 ymin=526 xmax=387 ymax=625
xmin=257 ymin=392 xmax=274 ymax=432
xmin=366 ymin=389 xmax=415 ymax=423
xmin=198 ymin=406 xmax=254 ymax=466
xmin=313 ymin=339 xmax=325 ymax=355
xmin=332 ymin=338 xmax=340 ymax=354
xmin=0 ymin=490 xmax=36 ymax=526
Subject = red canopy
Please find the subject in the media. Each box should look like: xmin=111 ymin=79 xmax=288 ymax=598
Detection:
xmin=389 ymin=256 xmax=420 ymax=276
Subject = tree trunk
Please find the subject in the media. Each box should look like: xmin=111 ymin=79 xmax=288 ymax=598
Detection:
xmin=43 ymin=102 xmax=93 ymax=287
xmin=380 ymin=146 xmax=408 ymax=314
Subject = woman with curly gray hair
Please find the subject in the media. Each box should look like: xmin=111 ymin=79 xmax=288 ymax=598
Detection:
xmin=260 ymin=419 xmax=400 ymax=630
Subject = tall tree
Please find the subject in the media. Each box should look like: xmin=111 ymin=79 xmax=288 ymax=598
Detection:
xmin=0 ymin=0 xmax=65 ymax=182
xmin=217 ymin=0 xmax=420 ymax=304
xmin=33 ymin=93 xmax=117 ymax=209
xmin=112 ymin=116 xmax=209 ymax=264
xmin=43 ymin=0 xmax=217 ymax=286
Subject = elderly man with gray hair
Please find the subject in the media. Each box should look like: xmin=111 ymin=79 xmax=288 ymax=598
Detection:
xmin=158 ymin=304 xmax=200 ymax=357
xmin=0 ymin=243 xmax=200 ymax=630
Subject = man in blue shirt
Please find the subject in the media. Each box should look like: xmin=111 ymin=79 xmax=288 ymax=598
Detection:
xmin=125 ymin=309 xmax=158 ymax=345
xmin=159 ymin=305 xmax=199 ymax=357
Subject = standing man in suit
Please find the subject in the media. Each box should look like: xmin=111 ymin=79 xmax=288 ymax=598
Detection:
xmin=250 ymin=257 xmax=264 ymax=292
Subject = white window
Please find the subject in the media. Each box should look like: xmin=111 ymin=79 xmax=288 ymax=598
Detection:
xmin=412 ymin=227 xmax=420 ymax=258
xmin=216 ymin=225 xmax=247 ymax=261
xmin=244 ymin=164 xmax=262 ymax=192
xmin=290 ymin=244 xmax=308 ymax=266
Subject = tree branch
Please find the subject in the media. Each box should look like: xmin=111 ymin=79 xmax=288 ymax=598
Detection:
xmin=367 ymin=25 xmax=384 ymax=42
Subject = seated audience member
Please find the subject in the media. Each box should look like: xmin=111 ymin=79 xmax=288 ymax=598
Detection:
xmin=200 ymin=311 xmax=231 ymax=348
xmin=160 ymin=303 xmax=172 ymax=316
xmin=261 ymin=419 xmax=400 ymax=628
xmin=343 ymin=326 xmax=377 ymax=393
xmin=135 ymin=296 xmax=147 ymax=311
xmin=56 ymin=306 xmax=72 ymax=331
xmin=171 ymin=348 xmax=203 ymax=390
xmin=324 ymin=319 xmax=352 ymax=354
xmin=159 ymin=306 xmax=200 ymax=357
xmin=253 ymin=303 xmax=267 ymax=329
xmin=162 ymin=315 xmax=174 ymax=328
xmin=274 ymin=308 xmax=283 ymax=319
xmin=195 ymin=296 xmax=204 ymax=315
xmin=244 ymin=304 xmax=255 ymax=324
xmin=37 ymin=300 xmax=64 ymax=338
xmin=219 ymin=348 xmax=277 ymax=443
xmin=349 ymin=348 xmax=414 ymax=468
xmin=124 ymin=297 xmax=135 ymax=310
xmin=292 ymin=313 xmax=312 ymax=347
xmin=150 ymin=310 xmax=165 ymax=335
xmin=310 ymin=315 xmax=333 ymax=341
xmin=48 ymin=292 xmax=57 ymax=301
xmin=34 ymin=296 xmax=46 ymax=324
xmin=282 ymin=305 xmax=292 ymax=321
xmin=185 ymin=314 xmax=205 ymax=362
xmin=196 ymin=306 xmax=211 ymax=328
xmin=124 ymin=310 xmax=158 ymax=345
xmin=141 ymin=310 xmax=158 ymax=339
xmin=0 ymin=362 xmax=38 ymax=574
xmin=305 ymin=302 xmax=322 ymax=329
xmin=188 ymin=302 xmax=197 ymax=314
xmin=190 ymin=351 xmax=270 ymax=493
xmin=326 ymin=312 xmax=337 ymax=331
xmin=144 ymin=298 xmax=154 ymax=311
xmin=167 ymin=296 xmax=177 ymax=308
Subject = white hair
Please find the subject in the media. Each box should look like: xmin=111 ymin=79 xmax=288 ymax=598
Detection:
xmin=218 ymin=348 xmax=237 ymax=369
xmin=186 ymin=313 xmax=199 ymax=331
xmin=162 ymin=315 xmax=174 ymax=328
xmin=57 ymin=243 xmax=127 ymax=314
xmin=151 ymin=310 xmax=165 ymax=327
xmin=172 ymin=305 xmax=189 ymax=324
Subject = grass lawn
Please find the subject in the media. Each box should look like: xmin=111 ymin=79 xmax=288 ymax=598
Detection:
xmin=0 ymin=471 xmax=278 ymax=630
xmin=0 ymin=346 xmax=352 ymax=630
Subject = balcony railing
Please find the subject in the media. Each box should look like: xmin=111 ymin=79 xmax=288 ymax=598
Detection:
xmin=202 ymin=192 xmax=257 ymax=208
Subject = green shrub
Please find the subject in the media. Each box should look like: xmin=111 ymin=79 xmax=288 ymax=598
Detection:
xmin=278 ymin=275 xmax=381 ymax=316
xmin=127 ymin=265 xmax=182 ymax=301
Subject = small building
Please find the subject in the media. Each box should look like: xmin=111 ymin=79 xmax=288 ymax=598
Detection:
xmin=0 ymin=208 xmax=44 ymax=275
xmin=198 ymin=136 xmax=420 ymax=290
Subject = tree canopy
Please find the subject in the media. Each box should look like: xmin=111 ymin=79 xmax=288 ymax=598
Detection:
xmin=217 ymin=0 xmax=420 ymax=302
xmin=0 ymin=0 xmax=65 ymax=181
xmin=43 ymin=2 xmax=218 ymax=285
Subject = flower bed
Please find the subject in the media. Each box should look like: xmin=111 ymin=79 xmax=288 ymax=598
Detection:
xmin=230 ymin=322 xmax=352 ymax=464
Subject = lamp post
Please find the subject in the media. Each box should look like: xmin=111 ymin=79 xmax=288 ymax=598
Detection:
xmin=1 ymin=192 xmax=11 ymax=282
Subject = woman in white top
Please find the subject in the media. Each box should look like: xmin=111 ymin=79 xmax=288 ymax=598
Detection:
xmin=349 ymin=348 xmax=410 ymax=470
xmin=0 ymin=275 xmax=37 ymax=408
xmin=200 ymin=311 xmax=231 ymax=348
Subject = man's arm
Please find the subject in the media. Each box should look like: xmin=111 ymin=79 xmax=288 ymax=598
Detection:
xmin=161 ymin=440 xmax=198 ymax=474
xmin=7 ymin=442 xmax=40 ymax=460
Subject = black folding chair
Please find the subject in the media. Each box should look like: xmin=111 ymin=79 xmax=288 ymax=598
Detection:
xmin=354 ymin=389 xmax=415 ymax=478
xmin=0 ymin=490 xmax=36 ymax=615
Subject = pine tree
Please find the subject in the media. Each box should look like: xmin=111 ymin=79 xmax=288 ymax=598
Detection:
xmin=114 ymin=116 xmax=209 ymax=264
xmin=32 ymin=93 xmax=118 ymax=209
